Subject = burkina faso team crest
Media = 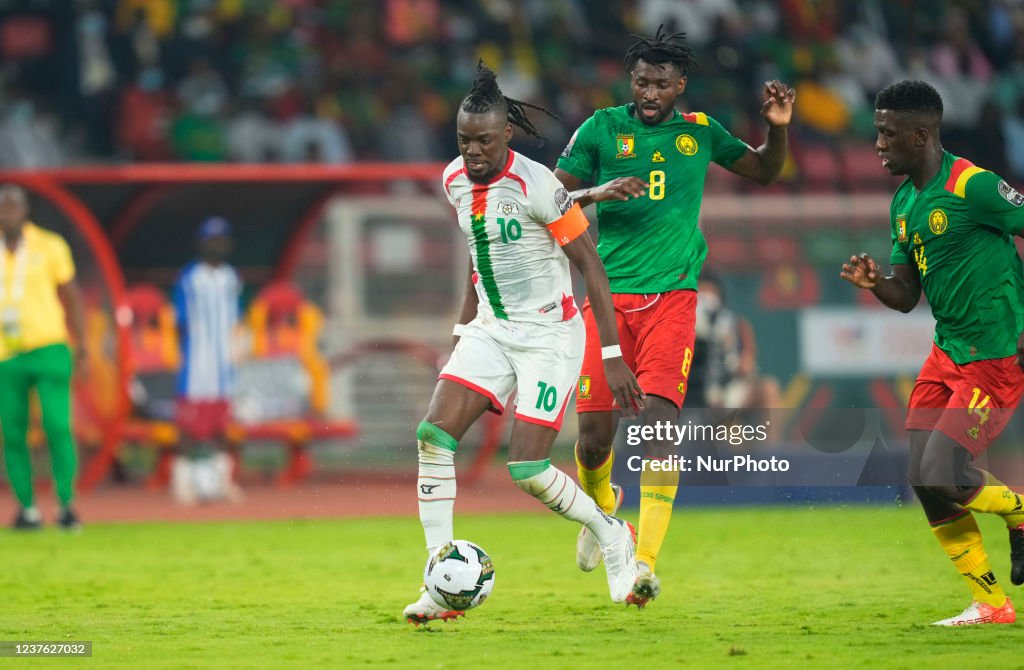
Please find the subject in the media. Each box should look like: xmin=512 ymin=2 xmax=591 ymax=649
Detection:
xmin=616 ymin=135 xmax=636 ymax=158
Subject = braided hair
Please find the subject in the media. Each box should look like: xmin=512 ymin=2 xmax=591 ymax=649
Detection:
xmin=624 ymin=24 xmax=698 ymax=76
xmin=460 ymin=61 xmax=558 ymax=143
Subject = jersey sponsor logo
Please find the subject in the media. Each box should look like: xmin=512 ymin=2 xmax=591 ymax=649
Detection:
xmin=928 ymin=209 xmax=949 ymax=235
xmin=651 ymin=150 xmax=665 ymax=163
xmin=998 ymin=180 xmax=1024 ymax=207
xmin=675 ymin=134 xmax=698 ymax=156
xmin=616 ymin=134 xmax=636 ymax=158
xmin=913 ymin=232 xmax=923 ymax=245
xmin=896 ymin=216 xmax=908 ymax=242
xmin=577 ymin=376 xmax=592 ymax=400
xmin=497 ymin=200 xmax=520 ymax=216
xmin=554 ymin=187 xmax=573 ymax=215
xmin=561 ymin=128 xmax=580 ymax=158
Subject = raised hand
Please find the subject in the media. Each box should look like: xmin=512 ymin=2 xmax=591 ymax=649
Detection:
xmin=761 ymin=80 xmax=796 ymax=128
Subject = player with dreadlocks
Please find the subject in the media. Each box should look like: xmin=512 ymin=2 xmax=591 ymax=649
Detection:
xmin=555 ymin=26 xmax=796 ymax=607
xmin=404 ymin=62 xmax=646 ymax=625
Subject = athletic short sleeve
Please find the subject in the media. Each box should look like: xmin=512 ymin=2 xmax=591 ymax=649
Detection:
xmin=556 ymin=115 xmax=600 ymax=183
xmin=890 ymin=201 xmax=911 ymax=266
xmin=49 ymin=235 xmax=75 ymax=285
xmin=708 ymin=115 xmax=750 ymax=168
xmin=964 ymin=170 xmax=1024 ymax=236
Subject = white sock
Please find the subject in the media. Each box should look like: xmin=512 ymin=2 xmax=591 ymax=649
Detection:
xmin=418 ymin=439 xmax=456 ymax=554
xmin=511 ymin=461 xmax=620 ymax=546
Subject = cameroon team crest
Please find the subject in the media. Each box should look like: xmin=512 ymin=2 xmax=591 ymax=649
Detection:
xmin=675 ymin=134 xmax=698 ymax=155
xmin=616 ymin=135 xmax=636 ymax=159
xmin=896 ymin=216 xmax=907 ymax=242
xmin=577 ymin=376 xmax=592 ymax=400
xmin=928 ymin=209 xmax=949 ymax=235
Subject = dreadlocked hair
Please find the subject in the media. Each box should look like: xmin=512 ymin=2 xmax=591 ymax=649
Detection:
xmin=624 ymin=24 xmax=698 ymax=76
xmin=460 ymin=61 xmax=559 ymax=143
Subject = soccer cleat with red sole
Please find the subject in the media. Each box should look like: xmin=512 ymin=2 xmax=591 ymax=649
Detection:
xmin=626 ymin=561 xmax=661 ymax=608
xmin=1009 ymin=523 xmax=1024 ymax=586
xmin=932 ymin=598 xmax=1016 ymax=626
xmin=403 ymin=588 xmax=465 ymax=626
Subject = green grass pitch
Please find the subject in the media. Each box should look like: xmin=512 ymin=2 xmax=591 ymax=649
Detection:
xmin=3 ymin=505 xmax=1023 ymax=669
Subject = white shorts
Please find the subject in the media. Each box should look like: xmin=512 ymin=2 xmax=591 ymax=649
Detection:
xmin=439 ymin=314 xmax=584 ymax=430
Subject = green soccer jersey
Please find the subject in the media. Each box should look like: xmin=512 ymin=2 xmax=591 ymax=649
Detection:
xmin=557 ymin=104 xmax=749 ymax=293
xmin=889 ymin=151 xmax=1024 ymax=363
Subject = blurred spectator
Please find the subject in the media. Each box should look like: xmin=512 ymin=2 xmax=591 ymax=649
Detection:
xmin=281 ymin=95 xmax=354 ymax=164
xmin=73 ymin=2 xmax=118 ymax=155
xmin=171 ymin=217 xmax=243 ymax=505
xmin=0 ymin=184 xmax=86 ymax=531
xmin=0 ymin=97 xmax=65 ymax=168
xmin=685 ymin=271 xmax=781 ymax=411
xmin=226 ymin=99 xmax=282 ymax=163
xmin=170 ymin=110 xmax=227 ymax=162
xmin=176 ymin=56 xmax=228 ymax=117
xmin=1004 ymin=96 xmax=1024 ymax=181
xmin=116 ymin=67 xmax=173 ymax=161
xmin=638 ymin=0 xmax=740 ymax=47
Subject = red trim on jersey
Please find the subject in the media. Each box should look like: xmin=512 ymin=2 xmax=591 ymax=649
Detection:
xmin=505 ymin=173 xmax=527 ymax=196
xmin=471 ymin=184 xmax=489 ymax=216
xmin=486 ymin=150 xmax=515 ymax=184
xmin=444 ymin=167 xmax=466 ymax=195
xmin=455 ymin=151 xmax=526 ymax=196
xmin=438 ymin=373 xmax=505 ymax=413
xmin=560 ymin=293 xmax=578 ymax=321
xmin=514 ymin=391 xmax=572 ymax=430
xmin=483 ymin=150 xmax=527 ymax=196
xmin=682 ymin=112 xmax=698 ymax=123
xmin=471 ymin=271 xmax=478 ymax=284
xmin=944 ymin=157 xmax=975 ymax=192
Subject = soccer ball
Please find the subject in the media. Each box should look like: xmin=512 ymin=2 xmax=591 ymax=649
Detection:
xmin=423 ymin=540 xmax=495 ymax=611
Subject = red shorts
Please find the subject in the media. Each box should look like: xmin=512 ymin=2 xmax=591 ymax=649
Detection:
xmin=576 ymin=290 xmax=697 ymax=412
xmin=176 ymin=399 xmax=232 ymax=442
xmin=906 ymin=343 xmax=1024 ymax=456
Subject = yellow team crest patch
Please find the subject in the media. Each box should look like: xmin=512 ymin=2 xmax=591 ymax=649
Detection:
xmin=616 ymin=135 xmax=636 ymax=159
xmin=577 ymin=376 xmax=592 ymax=400
xmin=929 ymin=209 xmax=949 ymax=235
xmin=675 ymin=134 xmax=698 ymax=156
xmin=896 ymin=216 xmax=907 ymax=242
xmin=651 ymin=150 xmax=665 ymax=163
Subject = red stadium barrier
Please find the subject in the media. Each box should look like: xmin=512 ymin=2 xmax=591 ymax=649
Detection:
xmin=0 ymin=163 xmax=449 ymax=488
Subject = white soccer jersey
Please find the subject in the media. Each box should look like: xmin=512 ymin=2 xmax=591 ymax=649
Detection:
xmin=442 ymin=150 xmax=590 ymax=323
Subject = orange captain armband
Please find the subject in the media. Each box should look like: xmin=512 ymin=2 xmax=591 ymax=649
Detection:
xmin=547 ymin=203 xmax=589 ymax=246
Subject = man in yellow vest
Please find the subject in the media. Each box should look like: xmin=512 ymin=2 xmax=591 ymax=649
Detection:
xmin=0 ymin=184 xmax=88 ymax=531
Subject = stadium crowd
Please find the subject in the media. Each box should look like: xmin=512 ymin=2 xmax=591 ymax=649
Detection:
xmin=0 ymin=0 xmax=1023 ymax=182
